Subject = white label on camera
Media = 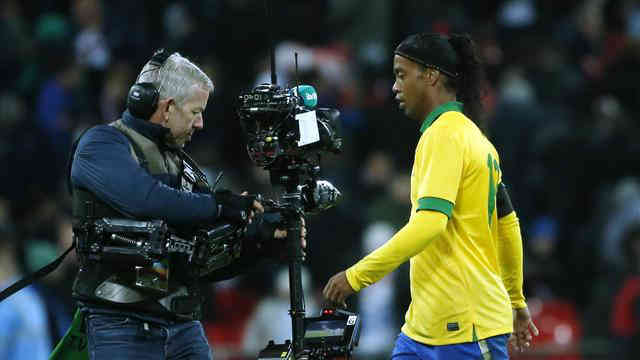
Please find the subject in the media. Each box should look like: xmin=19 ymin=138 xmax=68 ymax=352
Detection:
xmin=347 ymin=315 xmax=357 ymax=325
xmin=296 ymin=110 xmax=320 ymax=147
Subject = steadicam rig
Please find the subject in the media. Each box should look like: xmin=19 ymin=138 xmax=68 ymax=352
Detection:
xmin=239 ymin=2 xmax=357 ymax=358
xmin=237 ymin=81 xmax=351 ymax=359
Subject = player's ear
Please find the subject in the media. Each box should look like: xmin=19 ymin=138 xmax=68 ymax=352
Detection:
xmin=425 ymin=68 xmax=440 ymax=86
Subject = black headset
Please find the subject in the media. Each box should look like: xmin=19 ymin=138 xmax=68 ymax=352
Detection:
xmin=126 ymin=48 xmax=173 ymax=119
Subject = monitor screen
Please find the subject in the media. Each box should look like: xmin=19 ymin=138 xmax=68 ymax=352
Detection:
xmin=304 ymin=319 xmax=345 ymax=339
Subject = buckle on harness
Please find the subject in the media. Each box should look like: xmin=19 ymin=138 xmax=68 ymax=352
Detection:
xmin=157 ymin=287 xmax=201 ymax=320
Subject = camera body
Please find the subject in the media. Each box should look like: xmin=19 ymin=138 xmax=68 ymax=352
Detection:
xmin=238 ymin=83 xmax=343 ymax=212
xmin=237 ymin=83 xmax=342 ymax=170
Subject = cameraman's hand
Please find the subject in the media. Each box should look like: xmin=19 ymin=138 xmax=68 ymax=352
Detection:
xmin=322 ymin=271 xmax=354 ymax=308
xmin=241 ymin=191 xmax=264 ymax=222
xmin=263 ymin=216 xmax=307 ymax=260
xmin=273 ymin=216 xmax=306 ymax=246
xmin=214 ymin=189 xmax=260 ymax=224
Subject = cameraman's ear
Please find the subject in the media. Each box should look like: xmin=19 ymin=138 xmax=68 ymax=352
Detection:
xmin=159 ymin=98 xmax=175 ymax=124
xmin=165 ymin=98 xmax=176 ymax=113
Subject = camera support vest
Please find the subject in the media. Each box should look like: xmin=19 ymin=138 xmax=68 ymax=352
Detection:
xmin=71 ymin=119 xmax=209 ymax=311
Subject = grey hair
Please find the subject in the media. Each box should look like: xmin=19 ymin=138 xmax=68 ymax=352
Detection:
xmin=136 ymin=52 xmax=214 ymax=105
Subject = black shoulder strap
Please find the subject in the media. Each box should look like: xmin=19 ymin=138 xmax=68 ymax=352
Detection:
xmin=0 ymin=240 xmax=76 ymax=303
xmin=179 ymin=149 xmax=211 ymax=189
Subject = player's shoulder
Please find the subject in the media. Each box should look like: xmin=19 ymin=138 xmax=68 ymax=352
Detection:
xmin=428 ymin=111 xmax=472 ymax=140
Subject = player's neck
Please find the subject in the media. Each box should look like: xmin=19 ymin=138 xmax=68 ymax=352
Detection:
xmin=422 ymin=92 xmax=457 ymax=121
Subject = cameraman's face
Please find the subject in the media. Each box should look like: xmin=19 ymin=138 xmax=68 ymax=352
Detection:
xmin=165 ymin=85 xmax=209 ymax=147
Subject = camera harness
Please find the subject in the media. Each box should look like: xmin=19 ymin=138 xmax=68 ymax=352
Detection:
xmin=70 ymin=118 xmax=247 ymax=314
xmin=1 ymin=49 xmax=239 ymax=306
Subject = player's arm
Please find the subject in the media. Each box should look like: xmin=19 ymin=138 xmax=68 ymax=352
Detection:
xmin=496 ymin=183 xmax=526 ymax=309
xmin=497 ymin=182 xmax=539 ymax=351
xmin=345 ymin=210 xmax=448 ymax=291
xmin=346 ymin=122 xmax=462 ymax=292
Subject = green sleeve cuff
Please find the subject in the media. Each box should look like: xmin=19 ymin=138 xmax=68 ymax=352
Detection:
xmin=417 ymin=197 xmax=453 ymax=218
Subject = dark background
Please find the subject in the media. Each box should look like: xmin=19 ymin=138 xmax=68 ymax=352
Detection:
xmin=2 ymin=0 xmax=640 ymax=358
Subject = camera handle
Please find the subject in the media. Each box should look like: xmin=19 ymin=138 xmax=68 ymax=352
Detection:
xmin=280 ymin=189 xmax=307 ymax=358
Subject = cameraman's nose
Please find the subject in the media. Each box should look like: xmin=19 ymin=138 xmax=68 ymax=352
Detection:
xmin=194 ymin=115 xmax=204 ymax=130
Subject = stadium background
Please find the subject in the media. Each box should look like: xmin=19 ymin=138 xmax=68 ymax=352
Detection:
xmin=1 ymin=0 xmax=640 ymax=359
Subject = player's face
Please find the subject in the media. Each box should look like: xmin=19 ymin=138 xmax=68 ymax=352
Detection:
xmin=165 ymin=85 xmax=209 ymax=147
xmin=392 ymin=55 xmax=428 ymax=121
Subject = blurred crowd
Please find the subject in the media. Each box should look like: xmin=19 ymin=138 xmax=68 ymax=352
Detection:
xmin=2 ymin=0 xmax=640 ymax=359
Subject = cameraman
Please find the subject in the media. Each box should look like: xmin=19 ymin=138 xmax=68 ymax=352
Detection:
xmin=67 ymin=50 xmax=295 ymax=360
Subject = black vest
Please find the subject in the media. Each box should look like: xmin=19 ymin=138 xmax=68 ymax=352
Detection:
xmin=71 ymin=119 xmax=210 ymax=319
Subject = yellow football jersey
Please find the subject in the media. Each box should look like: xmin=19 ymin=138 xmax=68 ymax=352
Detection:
xmin=401 ymin=101 xmax=513 ymax=345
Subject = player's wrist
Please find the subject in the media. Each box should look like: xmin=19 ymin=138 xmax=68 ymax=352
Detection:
xmin=345 ymin=267 xmax=362 ymax=292
xmin=511 ymin=301 xmax=528 ymax=310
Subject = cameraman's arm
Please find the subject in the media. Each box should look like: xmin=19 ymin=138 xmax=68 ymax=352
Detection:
xmin=345 ymin=210 xmax=447 ymax=291
xmin=71 ymin=126 xmax=218 ymax=224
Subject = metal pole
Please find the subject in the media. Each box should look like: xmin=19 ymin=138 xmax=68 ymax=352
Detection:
xmin=282 ymin=190 xmax=305 ymax=357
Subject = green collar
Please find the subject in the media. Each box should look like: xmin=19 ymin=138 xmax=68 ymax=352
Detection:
xmin=419 ymin=101 xmax=464 ymax=133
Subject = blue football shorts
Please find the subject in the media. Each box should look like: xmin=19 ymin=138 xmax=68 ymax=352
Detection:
xmin=391 ymin=331 xmax=510 ymax=360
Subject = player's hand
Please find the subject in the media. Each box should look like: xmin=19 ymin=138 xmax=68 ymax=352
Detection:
xmin=322 ymin=271 xmax=355 ymax=308
xmin=509 ymin=306 xmax=539 ymax=352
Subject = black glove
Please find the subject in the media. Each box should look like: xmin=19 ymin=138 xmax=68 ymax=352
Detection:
xmin=258 ymin=211 xmax=284 ymax=243
xmin=214 ymin=189 xmax=256 ymax=224
xmin=244 ymin=211 xmax=286 ymax=259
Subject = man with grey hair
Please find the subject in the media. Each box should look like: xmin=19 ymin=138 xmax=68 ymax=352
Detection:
xmin=133 ymin=51 xmax=214 ymax=148
xmin=62 ymin=49 xmax=294 ymax=359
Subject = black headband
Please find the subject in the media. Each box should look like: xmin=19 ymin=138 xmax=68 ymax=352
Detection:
xmin=394 ymin=34 xmax=460 ymax=79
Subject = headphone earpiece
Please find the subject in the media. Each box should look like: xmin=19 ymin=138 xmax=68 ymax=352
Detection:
xmin=126 ymin=48 xmax=172 ymax=119
xmin=127 ymin=82 xmax=159 ymax=119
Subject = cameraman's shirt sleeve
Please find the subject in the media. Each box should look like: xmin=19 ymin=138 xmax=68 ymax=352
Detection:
xmin=70 ymin=125 xmax=218 ymax=224
xmin=346 ymin=210 xmax=447 ymax=291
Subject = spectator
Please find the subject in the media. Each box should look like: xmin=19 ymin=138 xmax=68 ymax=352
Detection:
xmin=0 ymin=199 xmax=52 ymax=360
